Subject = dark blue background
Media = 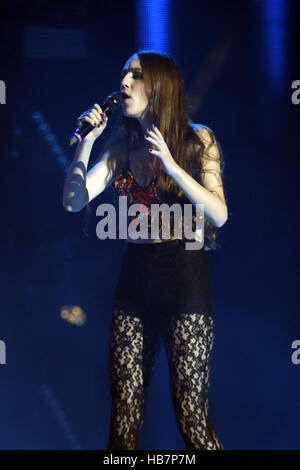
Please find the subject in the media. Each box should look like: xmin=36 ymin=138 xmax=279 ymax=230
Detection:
xmin=0 ymin=0 xmax=299 ymax=450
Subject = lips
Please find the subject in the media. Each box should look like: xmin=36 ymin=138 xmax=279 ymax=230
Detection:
xmin=122 ymin=96 xmax=131 ymax=104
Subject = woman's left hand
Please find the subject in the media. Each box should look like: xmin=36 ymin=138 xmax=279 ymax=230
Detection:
xmin=145 ymin=124 xmax=178 ymax=176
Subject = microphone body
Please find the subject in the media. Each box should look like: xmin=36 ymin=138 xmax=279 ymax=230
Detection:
xmin=69 ymin=91 xmax=124 ymax=146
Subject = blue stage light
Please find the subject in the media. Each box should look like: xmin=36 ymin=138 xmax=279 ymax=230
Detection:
xmin=136 ymin=0 xmax=171 ymax=53
xmin=262 ymin=0 xmax=288 ymax=93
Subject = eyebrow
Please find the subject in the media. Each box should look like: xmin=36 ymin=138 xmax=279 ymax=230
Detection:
xmin=121 ymin=67 xmax=142 ymax=74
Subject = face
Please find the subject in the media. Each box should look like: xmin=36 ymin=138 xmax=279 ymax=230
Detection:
xmin=120 ymin=56 xmax=149 ymax=118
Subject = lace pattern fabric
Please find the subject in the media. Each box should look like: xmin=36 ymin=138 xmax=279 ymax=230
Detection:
xmin=114 ymin=168 xmax=204 ymax=247
xmin=107 ymin=241 xmax=223 ymax=450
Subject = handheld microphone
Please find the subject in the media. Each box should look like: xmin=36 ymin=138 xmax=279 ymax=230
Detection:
xmin=69 ymin=91 xmax=124 ymax=146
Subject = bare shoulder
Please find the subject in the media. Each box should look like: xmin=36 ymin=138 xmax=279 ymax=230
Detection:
xmin=191 ymin=123 xmax=227 ymax=209
xmin=192 ymin=123 xmax=216 ymax=144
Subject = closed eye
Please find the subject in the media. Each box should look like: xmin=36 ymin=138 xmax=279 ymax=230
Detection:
xmin=121 ymin=71 xmax=143 ymax=80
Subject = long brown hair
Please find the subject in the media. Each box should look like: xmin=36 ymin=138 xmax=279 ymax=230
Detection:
xmin=84 ymin=50 xmax=227 ymax=250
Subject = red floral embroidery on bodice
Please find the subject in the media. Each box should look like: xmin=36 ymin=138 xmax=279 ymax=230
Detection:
xmin=114 ymin=166 xmax=203 ymax=245
xmin=114 ymin=167 xmax=161 ymax=223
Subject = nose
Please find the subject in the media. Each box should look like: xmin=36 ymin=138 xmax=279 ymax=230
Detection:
xmin=120 ymin=72 xmax=131 ymax=92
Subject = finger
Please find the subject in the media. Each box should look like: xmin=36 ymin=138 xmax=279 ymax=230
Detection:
xmin=94 ymin=103 xmax=104 ymax=115
xmin=89 ymin=110 xmax=106 ymax=127
xmin=83 ymin=116 xmax=97 ymax=127
xmin=94 ymin=104 xmax=107 ymax=121
xmin=144 ymin=135 xmax=157 ymax=145
xmin=77 ymin=111 xmax=92 ymax=126
xmin=91 ymin=108 xmax=101 ymax=118
xmin=147 ymin=129 xmax=159 ymax=141
xmin=152 ymin=125 xmax=162 ymax=137
xmin=89 ymin=109 xmax=102 ymax=123
xmin=147 ymin=137 xmax=159 ymax=147
xmin=94 ymin=109 xmax=107 ymax=123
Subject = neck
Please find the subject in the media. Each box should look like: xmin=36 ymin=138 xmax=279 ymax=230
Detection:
xmin=136 ymin=108 xmax=153 ymax=133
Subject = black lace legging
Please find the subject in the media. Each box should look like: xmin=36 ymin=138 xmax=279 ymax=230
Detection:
xmin=107 ymin=241 xmax=223 ymax=450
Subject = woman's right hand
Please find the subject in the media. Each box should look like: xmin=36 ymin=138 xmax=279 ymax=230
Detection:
xmin=76 ymin=103 xmax=108 ymax=142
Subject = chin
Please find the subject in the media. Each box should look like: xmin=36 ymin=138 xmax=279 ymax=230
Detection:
xmin=122 ymin=109 xmax=138 ymax=118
